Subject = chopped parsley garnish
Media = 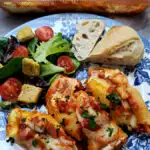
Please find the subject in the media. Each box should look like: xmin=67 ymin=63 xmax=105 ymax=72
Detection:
xmin=100 ymin=103 xmax=107 ymax=109
xmin=46 ymin=140 xmax=50 ymax=143
xmin=32 ymin=139 xmax=38 ymax=147
xmin=67 ymin=112 xmax=72 ymax=115
xmin=21 ymin=118 xmax=26 ymax=122
xmin=106 ymin=127 xmax=114 ymax=137
xmin=87 ymin=92 xmax=92 ymax=96
xmin=80 ymin=106 xmax=84 ymax=109
xmin=96 ymin=111 xmax=99 ymax=116
xmin=76 ymin=121 xmax=80 ymax=124
xmin=60 ymin=118 xmax=66 ymax=126
xmin=89 ymin=116 xmax=96 ymax=129
xmin=81 ymin=110 xmax=89 ymax=118
xmin=44 ymin=128 xmax=47 ymax=133
xmin=106 ymin=93 xmax=121 ymax=105
xmin=6 ymin=137 xmax=15 ymax=145
xmin=81 ymin=110 xmax=96 ymax=129
xmin=42 ymin=118 xmax=45 ymax=121
xmin=56 ymin=126 xmax=60 ymax=136
xmin=65 ymin=95 xmax=70 ymax=100
xmin=97 ymin=97 xmax=100 ymax=100
xmin=42 ymin=118 xmax=48 ymax=122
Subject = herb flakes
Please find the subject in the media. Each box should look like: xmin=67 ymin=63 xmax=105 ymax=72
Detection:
xmin=100 ymin=103 xmax=107 ymax=109
xmin=106 ymin=127 xmax=114 ymax=137
xmin=81 ymin=110 xmax=89 ymax=118
xmin=32 ymin=139 xmax=38 ymax=147
xmin=65 ymin=95 xmax=70 ymax=100
xmin=106 ymin=93 xmax=121 ymax=105
xmin=60 ymin=118 xmax=66 ymax=126
xmin=6 ymin=137 xmax=15 ymax=145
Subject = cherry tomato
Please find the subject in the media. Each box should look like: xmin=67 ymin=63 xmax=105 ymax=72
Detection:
xmin=12 ymin=46 xmax=28 ymax=58
xmin=0 ymin=78 xmax=22 ymax=101
xmin=35 ymin=26 xmax=54 ymax=42
xmin=57 ymin=56 xmax=75 ymax=73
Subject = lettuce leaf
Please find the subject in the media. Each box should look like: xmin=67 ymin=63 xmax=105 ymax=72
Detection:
xmin=33 ymin=33 xmax=71 ymax=63
xmin=40 ymin=62 xmax=64 ymax=77
xmin=48 ymin=74 xmax=61 ymax=85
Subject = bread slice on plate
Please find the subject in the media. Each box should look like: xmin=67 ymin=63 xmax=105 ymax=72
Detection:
xmin=72 ymin=19 xmax=105 ymax=60
xmin=88 ymin=26 xmax=144 ymax=66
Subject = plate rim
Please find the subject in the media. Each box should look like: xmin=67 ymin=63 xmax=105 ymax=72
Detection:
xmin=5 ymin=13 xmax=122 ymax=36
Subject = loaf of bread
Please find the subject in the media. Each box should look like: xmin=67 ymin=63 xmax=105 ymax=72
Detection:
xmin=88 ymin=26 xmax=144 ymax=66
xmin=72 ymin=19 xmax=105 ymax=60
xmin=0 ymin=0 xmax=149 ymax=14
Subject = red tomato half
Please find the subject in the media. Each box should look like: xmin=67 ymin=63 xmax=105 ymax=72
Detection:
xmin=12 ymin=46 xmax=28 ymax=58
xmin=0 ymin=78 xmax=22 ymax=101
xmin=35 ymin=26 xmax=54 ymax=42
xmin=57 ymin=56 xmax=75 ymax=73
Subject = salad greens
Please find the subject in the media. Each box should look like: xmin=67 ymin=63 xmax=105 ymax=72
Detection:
xmin=0 ymin=37 xmax=8 ymax=61
xmin=32 ymin=33 xmax=71 ymax=63
xmin=40 ymin=62 xmax=64 ymax=77
xmin=48 ymin=74 xmax=60 ymax=85
xmin=0 ymin=101 xmax=17 ymax=109
xmin=27 ymin=37 xmax=38 ymax=57
xmin=3 ymin=36 xmax=18 ymax=64
xmin=0 ymin=57 xmax=23 ymax=80
xmin=27 ymin=33 xmax=80 ymax=76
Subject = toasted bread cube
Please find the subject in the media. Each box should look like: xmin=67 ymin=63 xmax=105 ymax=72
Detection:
xmin=17 ymin=26 xmax=34 ymax=42
xmin=18 ymin=84 xmax=42 ymax=103
xmin=22 ymin=58 xmax=40 ymax=76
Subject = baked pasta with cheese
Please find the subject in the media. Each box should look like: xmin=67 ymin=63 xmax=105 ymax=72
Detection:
xmin=87 ymin=68 xmax=150 ymax=133
xmin=6 ymin=108 xmax=77 ymax=150
xmin=7 ymin=68 xmax=150 ymax=150
xmin=75 ymin=91 xmax=127 ymax=150
xmin=46 ymin=75 xmax=83 ymax=141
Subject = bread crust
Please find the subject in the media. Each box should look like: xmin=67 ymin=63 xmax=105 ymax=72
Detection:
xmin=0 ymin=0 xmax=149 ymax=14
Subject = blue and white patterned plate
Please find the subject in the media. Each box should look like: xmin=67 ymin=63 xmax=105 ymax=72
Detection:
xmin=1 ymin=13 xmax=150 ymax=150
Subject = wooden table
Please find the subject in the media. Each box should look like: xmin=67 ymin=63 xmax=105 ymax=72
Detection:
xmin=0 ymin=8 xmax=150 ymax=42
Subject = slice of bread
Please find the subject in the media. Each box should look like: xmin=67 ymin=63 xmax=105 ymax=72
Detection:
xmin=72 ymin=19 xmax=105 ymax=60
xmin=88 ymin=26 xmax=144 ymax=66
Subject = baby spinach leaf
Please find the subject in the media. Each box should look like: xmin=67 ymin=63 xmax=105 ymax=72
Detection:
xmin=0 ymin=57 xmax=23 ymax=80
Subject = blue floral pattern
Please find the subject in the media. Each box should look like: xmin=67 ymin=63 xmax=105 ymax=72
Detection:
xmin=2 ymin=13 xmax=150 ymax=150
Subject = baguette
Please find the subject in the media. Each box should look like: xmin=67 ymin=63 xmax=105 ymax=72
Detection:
xmin=88 ymin=26 xmax=144 ymax=66
xmin=0 ymin=0 xmax=149 ymax=14
xmin=72 ymin=19 xmax=105 ymax=60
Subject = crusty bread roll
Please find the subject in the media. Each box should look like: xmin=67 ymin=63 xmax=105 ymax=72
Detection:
xmin=0 ymin=0 xmax=149 ymax=14
xmin=88 ymin=26 xmax=144 ymax=66
xmin=72 ymin=19 xmax=105 ymax=60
